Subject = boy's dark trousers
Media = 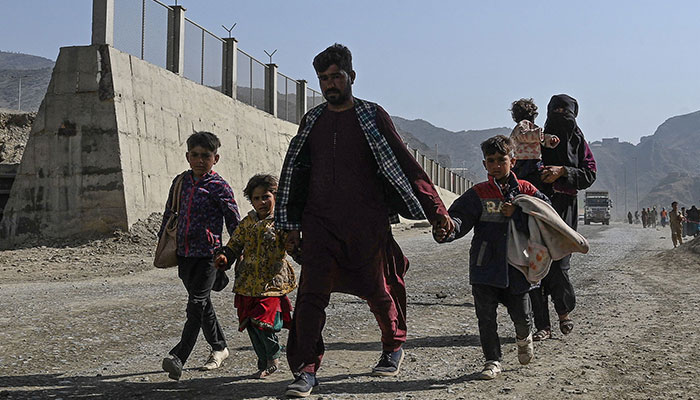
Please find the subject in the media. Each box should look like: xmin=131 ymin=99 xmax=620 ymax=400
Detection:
xmin=472 ymin=284 xmax=532 ymax=362
xmin=170 ymin=256 xmax=227 ymax=364
xmin=528 ymin=258 xmax=576 ymax=331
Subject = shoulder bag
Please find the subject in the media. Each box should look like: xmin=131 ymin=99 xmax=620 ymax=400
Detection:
xmin=154 ymin=173 xmax=185 ymax=268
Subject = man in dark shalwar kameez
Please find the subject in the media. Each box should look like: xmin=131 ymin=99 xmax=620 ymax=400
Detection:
xmin=275 ymin=43 xmax=454 ymax=398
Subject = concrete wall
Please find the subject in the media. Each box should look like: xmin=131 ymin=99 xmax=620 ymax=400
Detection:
xmin=0 ymin=45 xmax=298 ymax=243
xmin=1 ymin=45 xmax=126 ymax=241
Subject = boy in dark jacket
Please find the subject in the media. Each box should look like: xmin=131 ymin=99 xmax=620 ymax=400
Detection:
xmin=159 ymin=131 xmax=240 ymax=381
xmin=434 ymin=135 xmax=549 ymax=380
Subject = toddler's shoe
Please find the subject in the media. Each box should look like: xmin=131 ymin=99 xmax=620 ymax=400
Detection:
xmin=516 ymin=333 xmax=534 ymax=365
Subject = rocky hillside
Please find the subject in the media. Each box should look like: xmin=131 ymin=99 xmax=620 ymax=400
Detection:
xmin=0 ymin=109 xmax=35 ymax=164
xmin=0 ymin=51 xmax=54 ymax=112
xmin=391 ymin=116 xmax=509 ymax=183
xmin=640 ymin=172 xmax=700 ymax=210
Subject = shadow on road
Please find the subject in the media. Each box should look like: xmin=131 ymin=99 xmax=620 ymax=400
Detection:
xmin=0 ymin=370 xmax=488 ymax=399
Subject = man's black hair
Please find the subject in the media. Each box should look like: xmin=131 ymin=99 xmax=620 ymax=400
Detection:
xmin=313 ymin=43 xmax=353 ymax=74
xmin=187 ymin=131 xmax=221 ymax=152
xmin=243 ymin=174 xmax=278 ymax=201
xmin=480 ymin=135 xmax=515 ymax=158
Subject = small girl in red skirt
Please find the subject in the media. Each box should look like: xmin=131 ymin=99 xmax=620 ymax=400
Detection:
xmin=215 ymin=174 xmax=298 ymax=378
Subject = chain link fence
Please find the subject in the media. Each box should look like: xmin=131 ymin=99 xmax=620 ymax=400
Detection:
xmin=113 ymin=0 xmax=169 ymax=69
xmin=306 ymin=87 xmax=324 ymax=112
xmin=236 ymin=48 xmax=267 ymax=111
xmin=277 ymin=73 xmax=297 ymax=124
xmin=111 ymin=0 xmax=323 ymax=119
xmin=182 ymin=18 xmax=223 ymax=89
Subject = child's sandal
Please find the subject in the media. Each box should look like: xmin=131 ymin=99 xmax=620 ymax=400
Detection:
xmin=559 ymin=319 xmax=574 ymax=335
xmin=532 ymin=329 xmax=551 ymax=341
xmin=256 ymin=360 xmax=280 ymax=379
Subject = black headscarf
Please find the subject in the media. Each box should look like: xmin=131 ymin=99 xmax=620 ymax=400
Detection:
xmin=542 ymin=94 xmax=582 ymax=168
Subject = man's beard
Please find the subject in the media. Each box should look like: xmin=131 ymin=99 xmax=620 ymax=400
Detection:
xmin=324 ymin=87 xmax=351 ymax=105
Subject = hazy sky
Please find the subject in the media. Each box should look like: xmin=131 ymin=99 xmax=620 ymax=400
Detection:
xmin=1 ymin=0 xmax=699 ymax=144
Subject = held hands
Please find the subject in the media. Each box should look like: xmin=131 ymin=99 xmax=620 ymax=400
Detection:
xmin=432 ymin=214 xmax=455 ymax=243
xmin=501 ymin=202 xmax=516 ymax=217
xmin=214 ymin=254 xmax=228 ymax=270
xmin=541 ymin=166 xmax=566 ymax=184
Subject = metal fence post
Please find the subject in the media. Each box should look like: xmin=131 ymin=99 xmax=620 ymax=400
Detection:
xmin=166 ymin=5 xmax=186 ymax=75
xmin=92 ymin=0 xmax=114 ymax=45
xmin=296 ymin=79 xmax=307 ymax=122
xmin=222 ymin=37 xmax=238 ymax=98
xmin=265 ymin=63 xmax=278 ymax=117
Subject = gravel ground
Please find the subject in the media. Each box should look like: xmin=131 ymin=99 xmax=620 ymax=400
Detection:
xmin=1 ymin=221 xmax=699 ymax=400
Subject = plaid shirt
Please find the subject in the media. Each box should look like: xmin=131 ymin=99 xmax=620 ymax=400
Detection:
xmin=275 ymin=98 xmax=426 ymax=231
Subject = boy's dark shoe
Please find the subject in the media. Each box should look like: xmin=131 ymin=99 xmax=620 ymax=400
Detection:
xmin=285 ymin=371 xmax=318 ymax=398
xmin=371 ymin=348 xmax=405 ymax=377
xmin=162 ymin=354 xmax=183 ymax=381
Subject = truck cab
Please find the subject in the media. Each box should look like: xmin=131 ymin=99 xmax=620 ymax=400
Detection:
xmin=584 ymin=191 xmax=612 ymax=225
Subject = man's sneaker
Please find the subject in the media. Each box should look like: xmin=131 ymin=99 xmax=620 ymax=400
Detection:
xmin=478 ymin=360 xmax=502 ymax=380
xmin=285 ymin=371 xmax=318 ymax=398
xmin=371 ymin=348 xmax=405 ymax=377
xmin=162 ymin=354 xmax=183 ymax=381
xmin=516 ymin=333 xmax=534 ymax=365
xmin=200 ymin=347 xmax=229 ymax=371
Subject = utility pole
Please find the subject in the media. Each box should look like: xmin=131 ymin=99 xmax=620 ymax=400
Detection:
xmin=624 ymin=167 xmax=627 ymax=215
xmin=16 ymin=75 xmax=28 ymax=111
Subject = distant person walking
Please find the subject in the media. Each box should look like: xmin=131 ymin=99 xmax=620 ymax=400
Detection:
xmin=681 ymin=207 xmax=688 ymax=236
xmin=627 ymin=211 xmax=633 ymax=224
xmin=635 ymin=210 xmax=640 ymax=224
xmin=670 ymin=202 xmax=683 ymax=247
xmin=528 ymin=94 xmax=596 ymax=341
xmin=686 ymin=205 xmax=699 ymax=237
xmin=651 ymin=207 xmax=658 ymax=228
xmin=660 ymin=208 xmax=668 ymax=227
xmin=276 ymin=43 xmax=454 ymax=398
xmin=641 ymin=208 xmax=648 ymax=228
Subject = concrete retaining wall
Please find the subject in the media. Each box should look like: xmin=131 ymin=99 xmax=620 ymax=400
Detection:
xmin=1 ymin=45 xmax=297 ymax=243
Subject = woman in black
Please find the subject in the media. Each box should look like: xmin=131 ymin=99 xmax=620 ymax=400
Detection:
xmin=529 ymin=94 xmax=597 ymax=341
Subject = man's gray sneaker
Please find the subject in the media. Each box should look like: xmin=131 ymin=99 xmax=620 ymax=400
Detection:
xmin=371 ymin=348 xmax=405 ymax=377
xmin=162 ymin=354 xmax=183 ymax=381
xmin=285 ymin=371 xmax=318 ymax=398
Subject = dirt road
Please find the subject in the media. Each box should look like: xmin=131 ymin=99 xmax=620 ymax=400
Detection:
xmin=1 ymin=222 xmax=699 ymax=399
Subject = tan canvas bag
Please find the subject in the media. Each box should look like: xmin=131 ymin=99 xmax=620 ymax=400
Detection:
xmin=154 ymin=173 xmax=185 ymax=268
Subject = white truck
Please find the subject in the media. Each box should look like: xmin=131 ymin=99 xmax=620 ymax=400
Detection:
xmin=584 ymin=191 xmax=612 ymax=225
